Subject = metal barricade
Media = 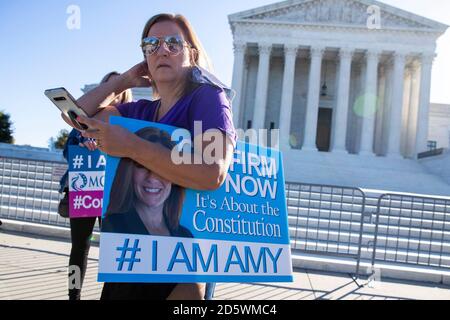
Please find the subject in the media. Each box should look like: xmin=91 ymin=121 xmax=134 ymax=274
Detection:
xmin=0 ymin=156 xmax=70 ymax=228
xmin=371 ymin=193 xmax=450 ymax=271
xmin=3 ymin=150 xmax=450 ymax=279
xmin=286 ymin=182 xmax=366 ymax=276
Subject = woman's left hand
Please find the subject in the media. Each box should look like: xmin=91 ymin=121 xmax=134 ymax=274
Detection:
xmin=76 ymin=115 xmax=135 ymax=158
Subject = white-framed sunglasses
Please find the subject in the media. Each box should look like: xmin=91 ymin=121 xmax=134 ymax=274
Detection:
xmin=141 ymin=35 xmax=192 ymax=57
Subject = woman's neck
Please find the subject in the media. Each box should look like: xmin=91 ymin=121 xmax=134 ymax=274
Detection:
xmin=135 ymin=203 xmax=170 ymax=236
xmin=157 ymin=74 xmax=187 ymax=115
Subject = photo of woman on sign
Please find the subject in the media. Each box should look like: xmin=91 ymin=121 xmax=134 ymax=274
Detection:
xmin=102 ymin=127 xmax=192 ymax=238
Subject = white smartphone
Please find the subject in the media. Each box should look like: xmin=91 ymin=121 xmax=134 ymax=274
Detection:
xmin=44 ymin=87 xmax=89 ymax=130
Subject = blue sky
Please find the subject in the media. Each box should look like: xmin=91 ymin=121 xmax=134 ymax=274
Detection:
xmin=0 ymin=0 xmax=449 ymax=148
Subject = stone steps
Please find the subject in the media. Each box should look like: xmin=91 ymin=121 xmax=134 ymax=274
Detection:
xmin=289 ymin=227 xmax=450 ymax=255
xmin=288 ymin=216 xmax=450 ymax=242
xmin=291 ymin=251 xmax=450 ymax=285
xmin=288 ymin=206 xmax=450 ymax=230
xmin=291 ymin=239 xmax=450 ymax=267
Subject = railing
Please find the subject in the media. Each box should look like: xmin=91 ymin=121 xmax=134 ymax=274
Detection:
xmin=371 ymin=193 xmax=450 ymax=270
xmin=418 ymin=148 xmax=444 ymax=159
xmin=0 ymin=156 xmax=69 ymax=228
xmin=286 ymin=182 xmax=366 ymax=277
xmin=2 ymin=153 xmax=450 ymax=279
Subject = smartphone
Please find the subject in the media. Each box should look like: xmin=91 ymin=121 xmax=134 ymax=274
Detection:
xmin=44 ymin=87 xmax=89 ymax=130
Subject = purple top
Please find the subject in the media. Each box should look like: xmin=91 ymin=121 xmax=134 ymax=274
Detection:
xmin=116 ymin=84 xmax=237 ymax=147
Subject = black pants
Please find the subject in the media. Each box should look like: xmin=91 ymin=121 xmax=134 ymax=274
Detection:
xmin=68 ymin=217 xmax=101 ymax=300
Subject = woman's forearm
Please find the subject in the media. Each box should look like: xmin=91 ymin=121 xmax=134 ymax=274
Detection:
xmin=127 ymin=133 xmax=233 ymax=191
xmin=77 ymin=116 xmax=234 ymax=191
xmin=77 ymin=75 xmax=131 ymax=117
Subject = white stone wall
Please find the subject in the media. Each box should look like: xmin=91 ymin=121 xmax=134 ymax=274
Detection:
xmin=382 ymin=64 xmax=395 ymax=156
xmin=291 ymin=59 xmax=310 ymax=149
xmin=420 ymin=151 xmax=450 ymax=185
xmin=241 ymin=56 xmax=258 ymax=129
xmin=429 ymin=103 xmax=450 ymax=149
xmin=237 ymin=50 xmax=448 ymax=158
xmin=265 ymin=56 xmax=284 ymax=129
xmin=347 ymin=63 xmax=363 ymax=154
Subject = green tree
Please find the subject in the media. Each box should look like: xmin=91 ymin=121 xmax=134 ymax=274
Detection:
xmin=52 ymin=129 xmax=69 ymax=150
xmin=0 ymin=111 xmax=14 ymax=144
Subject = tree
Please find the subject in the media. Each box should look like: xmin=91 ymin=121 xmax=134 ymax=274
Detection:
xmin=0 ymin=111 xmax=14 ymax=144
xmin=52 ymin=129 xmax=69 ymax=150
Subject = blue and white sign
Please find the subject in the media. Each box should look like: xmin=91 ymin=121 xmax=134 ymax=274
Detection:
xmin=98 ymin=117 xmax=293 ymax=283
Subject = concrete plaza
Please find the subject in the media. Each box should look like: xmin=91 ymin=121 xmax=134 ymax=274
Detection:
xmin=1 ymin=230 xmax=450 ymax=300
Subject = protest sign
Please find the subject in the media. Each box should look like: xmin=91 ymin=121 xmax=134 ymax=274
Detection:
xmin=98 ymin=117 xmax=293 ymax=283
xmin=68 ymin=146 xmax=106 ymax=218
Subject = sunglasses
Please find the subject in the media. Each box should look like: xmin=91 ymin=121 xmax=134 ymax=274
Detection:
xmin=141 ymin=35 xmax=191 ymax=57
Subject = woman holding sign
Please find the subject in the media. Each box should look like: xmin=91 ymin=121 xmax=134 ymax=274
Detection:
xmin=62 ymin=14 xmax=237 ymax=300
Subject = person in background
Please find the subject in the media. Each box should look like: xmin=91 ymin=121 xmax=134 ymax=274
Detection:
xmin=60 ymin=71 xmax=133 ymax=301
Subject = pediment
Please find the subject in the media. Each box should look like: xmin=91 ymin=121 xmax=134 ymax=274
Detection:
xmin=229 ymin=0 xmax=448 ymax=33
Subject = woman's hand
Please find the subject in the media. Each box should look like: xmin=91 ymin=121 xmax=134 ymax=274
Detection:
xmin=166 ymin=283 xmax=205 ymax=300
xmin=76 ymin=116 xmax=136 ymax=158
xmin=61 ymin=106 xmax=121 ymax=131
xmin=122 ymin=61 xmax=152 ymax=88
xmin=79 ymin=139 xmax=98 ymax=152
xmin=61 ymin=113 xmax=76 ymax=129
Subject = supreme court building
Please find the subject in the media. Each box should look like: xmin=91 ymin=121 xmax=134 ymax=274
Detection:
xmin=228 ymin=0 xmax=450 ymax=195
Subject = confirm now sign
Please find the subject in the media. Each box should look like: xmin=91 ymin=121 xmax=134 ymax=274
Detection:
xmin=98 ymin=118 xmax=293 ymax=283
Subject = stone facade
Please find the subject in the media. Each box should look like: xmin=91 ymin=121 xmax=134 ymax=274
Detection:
xmin=228 ymin=0 xmax=450 ymax=196
xmin=229 ymin=0 xmax=448 ymax=159
xmin=429 ymin=103 xmax=450 ymax=150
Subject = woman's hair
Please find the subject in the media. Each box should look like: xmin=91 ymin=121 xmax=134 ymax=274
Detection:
xmin=141 ymin=13 xmax=213 ymax=99
xmin=100 ymin=71 xmax=133 ymax=104
xmin=106 ymin=127 xmax=185 ymax=232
